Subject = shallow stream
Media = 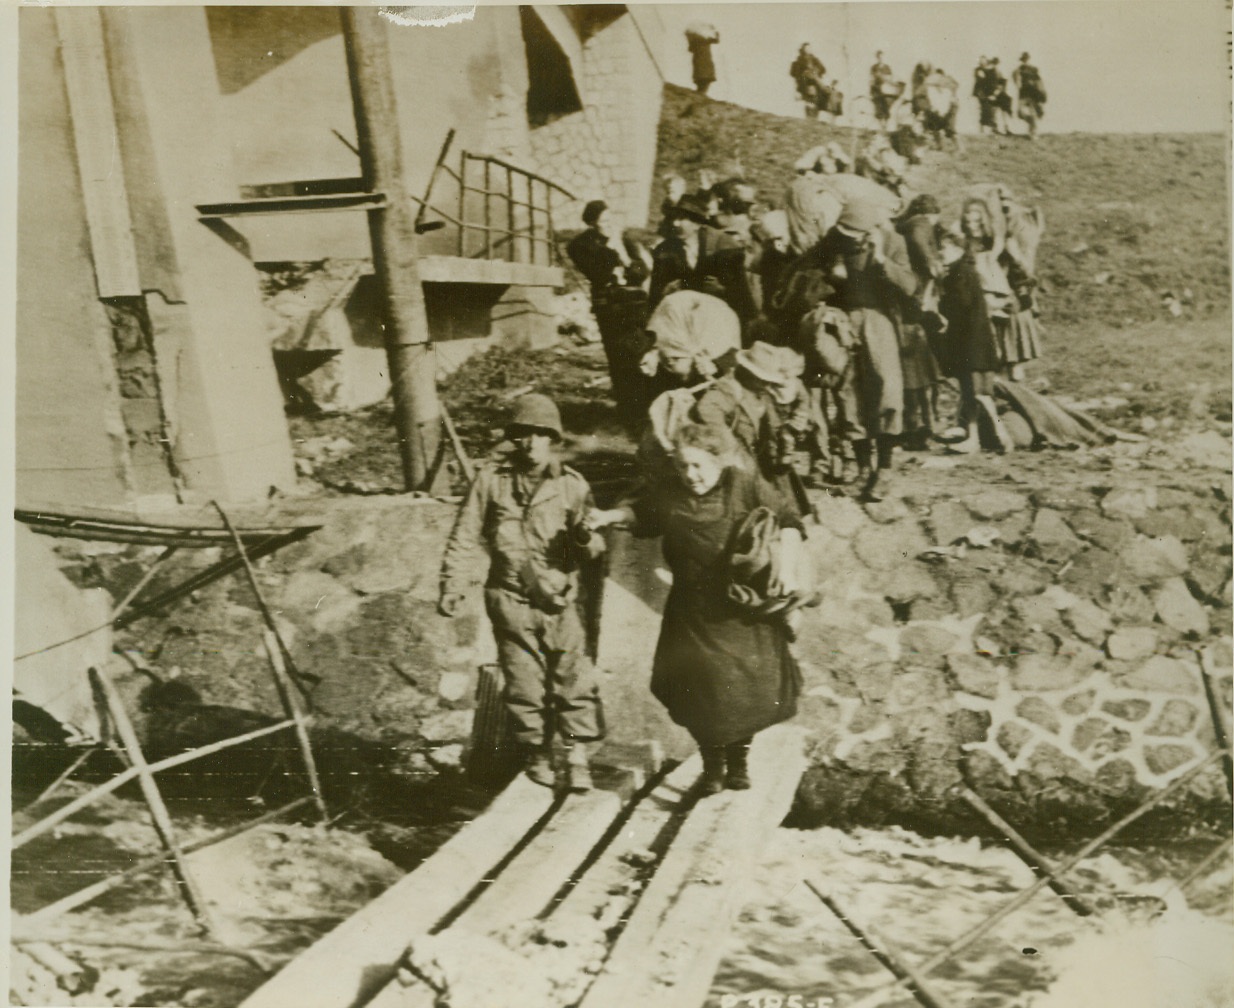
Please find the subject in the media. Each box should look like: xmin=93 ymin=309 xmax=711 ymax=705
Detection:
xmin=708 ymin=825 xmax=1233 ymax=1008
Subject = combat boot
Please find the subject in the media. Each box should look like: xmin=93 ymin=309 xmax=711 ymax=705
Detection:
xmin=521 ymin=745 xmax=556 ymax=789
xmin=564 ymin=742 xmax=593 ymax=793
xmin=698 ymin=746 xmax=727 ymax=796
xmin=724 ymin=739 xmax=752 ymax=790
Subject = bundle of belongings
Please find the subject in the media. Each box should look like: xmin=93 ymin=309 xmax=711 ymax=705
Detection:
xmin=725 ymin=505 xmax=821 ymax=636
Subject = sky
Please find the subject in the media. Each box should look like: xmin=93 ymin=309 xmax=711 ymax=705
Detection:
xmin=648 ymin=1 xmax=1231 ymax=134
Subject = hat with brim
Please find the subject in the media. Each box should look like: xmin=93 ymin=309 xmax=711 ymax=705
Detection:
xmin=735 ymin=341 xmax=786 ymax=384
xmin=836 ymin=200 xmax=889 ymax=235
xmin=671 ymin=194 xmax=710 ymax=226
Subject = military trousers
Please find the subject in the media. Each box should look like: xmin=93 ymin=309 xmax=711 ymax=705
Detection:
xmin=484 ymin=587 xmax=605 ymax=747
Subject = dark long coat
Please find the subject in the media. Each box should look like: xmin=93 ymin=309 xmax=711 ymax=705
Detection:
xmin=935 ymin=253 xmax=1001 ymax=377
xmin=635 ymin=466 xmax=803 ymax=746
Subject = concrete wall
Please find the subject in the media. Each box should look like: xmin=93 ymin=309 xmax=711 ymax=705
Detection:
xmin=17 ymin=7 xmax=298 ymax=509
xmin=16 ymin=9 xmax=132 ymax=507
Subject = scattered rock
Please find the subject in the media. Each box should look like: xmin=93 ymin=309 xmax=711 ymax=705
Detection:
xmin=1106 ymin=626 xmax=1159 ymax=661
xmin=1176 ymin=430 xmax=1232 ymax=472
xmin=1061 ymin=690 xmax=1095 ymax=716
xmin=864 ymin=497 xmax=911 ymax=524
xmin=1025 ymin=742 xmax=1094 ymax=785
xmin=1099 ymin=486 xmax=1157 ymax=520
xmin=928 ymin=500 xmax=972 ymax=546
xmin=1119 ymin=534 xmax=1189 ymax=583
xmin=1093 ymin=758 xmax=1139 ymax=795
xmin=900 ymin=623 xmax=960 ymax=658
xmin=419 ymin=709 xmax=474 ymax=743
xmin=1153 ymin=577 xmax=1209 ymax=635
xmin=852 ymin=520 xmax=930 ymax=571
xmin=1027 ymin=509 xmax=1084 ymax=564
xmin=814 ymin=496 xmax=866 ymax=538
xmin=996 ymin=720 xmax=1032 ymax=759
xmin=967 ymin=489 xmax=1031 ymax=521
xmin=1104 ymin=585 xmax=1157 ymax=624
xmin=1072 ymin=717 xmax=1130 ymax=755
xmin=437 ymin=671 xmax=472 ymax=703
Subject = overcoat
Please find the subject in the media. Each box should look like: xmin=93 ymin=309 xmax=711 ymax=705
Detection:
xmin=635 ymin=466 xmax=803 ymax=746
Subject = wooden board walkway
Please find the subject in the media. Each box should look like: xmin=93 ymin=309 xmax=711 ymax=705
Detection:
xmin=242 ymin=726 xmax=807 ymax=1008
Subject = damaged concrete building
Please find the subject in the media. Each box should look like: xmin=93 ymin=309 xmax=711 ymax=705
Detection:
xmin=15 ymin=5 xmax=666 ymax=738
xmin=17 ymin=3 xmax=667 ymax=510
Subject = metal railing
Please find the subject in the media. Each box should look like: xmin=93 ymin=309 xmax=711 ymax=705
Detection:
xmin=415 ymin=141 xmax=575 ymax=267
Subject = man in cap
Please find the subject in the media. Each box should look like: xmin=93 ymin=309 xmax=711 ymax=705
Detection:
xmin=650 ymin=194 xmax=754 ymax=325
xmin=439 ymin=394 xmax=605 ymax=791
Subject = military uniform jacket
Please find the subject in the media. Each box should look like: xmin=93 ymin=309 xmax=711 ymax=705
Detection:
xmin=440 ymin=458 xmax=601 ymax=603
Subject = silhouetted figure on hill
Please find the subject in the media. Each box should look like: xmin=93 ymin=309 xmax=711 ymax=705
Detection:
xmin=686 ymin=23 xmax=720 ymax=96
xmin=1013 ymin=53 xmax=1047 ymax=137
xmin=869 ymin=51 xmax=902 ymax=128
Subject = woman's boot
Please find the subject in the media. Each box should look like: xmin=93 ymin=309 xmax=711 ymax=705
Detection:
xmin=699 ymin=746 xmax=726 ymax=796
xmin=724 ymin=739 xmax=752 ymax=790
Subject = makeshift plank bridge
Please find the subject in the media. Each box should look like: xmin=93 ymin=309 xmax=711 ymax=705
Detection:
xmin=240 ymin=726 xmax=809 ymax=1008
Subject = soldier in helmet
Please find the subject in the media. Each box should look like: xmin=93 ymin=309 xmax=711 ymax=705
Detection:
xmin=438 ymin=394 xmax=606 ymax=791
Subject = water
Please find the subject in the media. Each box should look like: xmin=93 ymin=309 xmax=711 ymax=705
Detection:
xmin=708 ymin=826 xmax=1234 ymax=1008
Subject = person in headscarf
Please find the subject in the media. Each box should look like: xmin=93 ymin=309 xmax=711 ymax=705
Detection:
xmin=588 ymin=421 xmax=806 ymax=795
xmin=934 ymin=227 xmax=1013 ymax=452
xmin=894 ymin=194 xmax=944 ymax=449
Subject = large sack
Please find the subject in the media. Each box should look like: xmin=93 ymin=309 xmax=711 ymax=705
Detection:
xmin=646 ymin=290 xmax=741 ymax=373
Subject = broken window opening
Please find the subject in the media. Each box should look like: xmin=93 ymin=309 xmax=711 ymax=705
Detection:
xmin=519 ymin=7 xmax=582 ymax=129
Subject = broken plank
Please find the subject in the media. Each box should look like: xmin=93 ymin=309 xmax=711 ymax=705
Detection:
xmin=238 ymin=775 xmax=555 ymax=1008
xmin=578 ymin=725 xmax=808 ymax=1008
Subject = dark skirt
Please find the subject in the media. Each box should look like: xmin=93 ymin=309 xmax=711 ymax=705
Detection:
xmin=652 ymin=586 xmax=801 ymax=747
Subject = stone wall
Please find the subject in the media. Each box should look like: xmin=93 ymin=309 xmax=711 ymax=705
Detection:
xmin=599 ymin=455 xmax=1232 ymax=837
xmin=524 ymin=12 xmax=665 ymax=228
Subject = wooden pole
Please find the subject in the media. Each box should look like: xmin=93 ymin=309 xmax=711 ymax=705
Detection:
xmin=341 ymin=7 xmax=440 ymax=491
xmin=90 ymin=667 xmax=219 ymax=936
xmin=1178 ymin=836 xmax=1233 ymax=895
xmin=1195 ymin=647 xmax=1233 ymax=799
xmin=806 ymin=883 xmax=957 ymax=1008
xmin=955 ymin=786 xmax=1098 ymax=916
xmin=849 ymin=749 xmax=1227 ymax=1008
xmin=13 ymin=720 xmax=296 ymax=850
xmin=212 ymin=502 xmax=328 ymax=822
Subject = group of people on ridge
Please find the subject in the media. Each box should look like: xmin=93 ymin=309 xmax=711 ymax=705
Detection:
xmin=440 ymin=127 xmax=1047 ymax=798
xmin=975 ymin=53 xmax=1047 ymax=137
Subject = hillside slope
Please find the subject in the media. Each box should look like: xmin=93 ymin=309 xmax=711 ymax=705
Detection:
xmin=651 ymin=83 xmax=1231 ymax=421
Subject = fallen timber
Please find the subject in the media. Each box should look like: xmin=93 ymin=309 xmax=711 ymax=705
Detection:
xmin=242 ymin=725 xmax=807 ymax=1008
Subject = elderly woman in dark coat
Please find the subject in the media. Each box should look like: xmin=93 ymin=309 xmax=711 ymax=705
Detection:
xmin=590 ymin=422 xmax=805 ymax=795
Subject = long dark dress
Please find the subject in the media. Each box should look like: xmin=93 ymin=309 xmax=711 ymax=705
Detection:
xmin=635 ymin=467 xmax=803 ymax=746
xmin=936 ymin=252 xmax=1001 ymax=378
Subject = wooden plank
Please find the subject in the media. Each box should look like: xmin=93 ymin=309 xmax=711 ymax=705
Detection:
xmin=54 ymin=7 xmax=141 ymax=298
xmin=416 ymin=255 xmax=563 ymax=287
xmin=578 ymin=726 xmax=808 ymax=1008
xmin=238 ymin=776 xmax=555 ymax=1008
xmin=544 ymin=754 xmax=701 ymax=924
xmin=365 ymin=789 xmax=623 ymax=1008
